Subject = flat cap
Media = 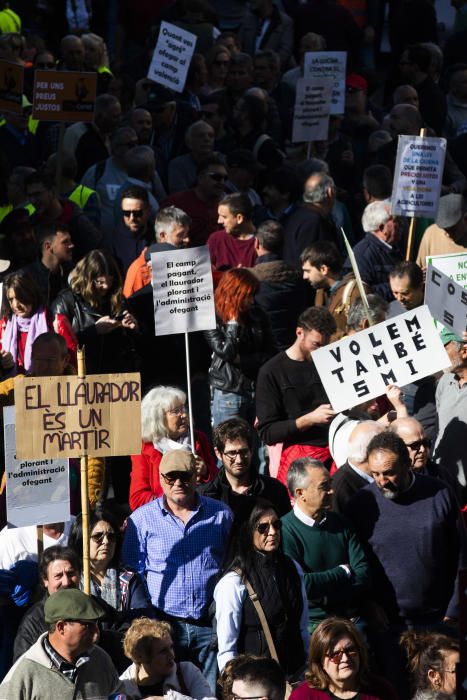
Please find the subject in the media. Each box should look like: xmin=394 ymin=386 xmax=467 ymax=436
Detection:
xmin=159 ymin=450 xmax=196 ymax=476
xmin=435 ymin=194 xmax=467 ymax=230
xmin=439 ymin=327 xmax=464 ymax=346
xmin=44 ymin=588 xmax=105 ymax=624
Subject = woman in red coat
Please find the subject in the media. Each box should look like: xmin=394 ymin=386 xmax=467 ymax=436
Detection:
xmin=290 ymin=618 xmax=397 ymax=700
xmin=129 ymin=385 xmax=217 ymax=511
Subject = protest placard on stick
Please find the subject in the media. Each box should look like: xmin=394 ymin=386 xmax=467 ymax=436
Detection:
xmin=292 ymin=78 xmax=332 ymax=143
xmin=303 ymin=51 xmax=347 ymax=114
xmin=312 ymin=305 xmax=449 ymax=412
xmin=425 ymin=264 xmax=467 ymax=337
xmin=148 ymin=21 xmax=197 ymax=93
xmin=14 ymin=372 xmax=142 ymax=460
xmin=5 ymin=406 xmax=69 ymax=528
xmin=426 ymin=252 xmax=467 ymax=289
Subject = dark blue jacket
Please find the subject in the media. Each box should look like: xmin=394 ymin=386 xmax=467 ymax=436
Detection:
xmin=343 ymin=233 xmax=400 ymax=301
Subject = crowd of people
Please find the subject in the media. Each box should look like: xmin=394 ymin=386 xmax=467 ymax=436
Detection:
xmin=0 ymin=0 xmax=466 ymax=698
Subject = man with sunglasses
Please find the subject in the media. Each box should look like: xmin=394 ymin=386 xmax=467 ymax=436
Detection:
xmin=115 ymin=184 xmax=154 ymax=272
xmin=390 ymin=417 xmax=436 ymax=475
xmin=123 ymin=450 xmax=233 ymax=692
xmin=199 ymin=417 xmax=290 ymax=521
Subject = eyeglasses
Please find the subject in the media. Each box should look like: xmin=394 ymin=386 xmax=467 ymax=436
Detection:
xmin=207 ymin=172 xmax=228 ymax=182
xmin=256 ymin=519 xmax=282 ymax=535
xmin=327 ymin=645 xmax=358 ymax=664
xmin=161 ymin=471 xmax=194 ymax=485
xmin=122 ymin=209 xmax=144 ymax=218
xmin=91 ymin=531 xmax=116 ymax=544
xmin=223 ymin=448 xmax=251 ymax=461
xmin=405 ymin=438 xmax=431 ymax=451
xmin=166 ymin=405 xmax=188 ymax=416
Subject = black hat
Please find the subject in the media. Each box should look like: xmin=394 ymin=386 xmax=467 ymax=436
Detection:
xmin=146 ymin=85 xmax=175 ymax=111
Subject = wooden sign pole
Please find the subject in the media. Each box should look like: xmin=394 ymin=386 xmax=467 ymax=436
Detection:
xmin=37 ymin=525 xmax=44 ymax=558
xmin=77 ymin=347 xmax=90 ymax=595
xmin=405 ymin=127 xmax=427 ymax=261
xmin=56 ymin=122 xmax=65 ymax=193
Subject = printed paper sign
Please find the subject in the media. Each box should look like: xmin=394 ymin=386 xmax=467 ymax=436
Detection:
xmin=425 ymin=264 xmax=467 ymax=337
xmin=292 ymin=78 xmax=332 ymax=143
xmin=391 ymin=135 xmax=446 ymax=217
xmin=148 ymin=21 xmax=197 ymax=93
xmin=15 ymin=373 xmax=141 ymax=459
xmin=0 ymin=60 xmax=23 ymax=114
xmin=312 ymin=305 xmax=449 ymax=412
xmin=5 ymin=406 xmax=70 ymax=527
xmin=426 ymin=252 xmax=467 ymax=289
xmin=303 ymin=51 xmax=347 ymax=114
xmin=152 ymin=245 xmax=216 ymax=335
xmin=32 ymin=70 xmax=97 ymax=122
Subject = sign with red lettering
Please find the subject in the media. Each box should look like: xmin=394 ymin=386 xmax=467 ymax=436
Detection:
xmin=312 ymin=305 xmax=449 ymax=412
xmin=15 ymin=373 xmax=141 ymax=458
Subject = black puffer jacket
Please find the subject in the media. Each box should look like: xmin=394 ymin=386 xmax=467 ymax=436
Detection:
xmin=52 ymin=288 xmax=139 ymax=374
xmin=204 ymin=307 xmax=276 ymax=394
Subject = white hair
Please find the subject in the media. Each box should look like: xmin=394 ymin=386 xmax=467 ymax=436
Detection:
xmin=141 ymin=386 xmax=186 ymax=442
xmin=361 ymin=199 xmax=391 ymax=233
xmin=347 ymin=421 xmax=384 ymax=464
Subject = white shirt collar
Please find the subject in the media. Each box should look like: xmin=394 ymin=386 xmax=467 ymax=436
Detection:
xmin=348 ymin=461 xmax=374 ymax=483
xmin=293 ymin=503 xmax=327 ymax=527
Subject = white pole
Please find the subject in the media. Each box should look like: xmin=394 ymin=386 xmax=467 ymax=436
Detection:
xmin=184 ymin=332 xmax=195 ymax=453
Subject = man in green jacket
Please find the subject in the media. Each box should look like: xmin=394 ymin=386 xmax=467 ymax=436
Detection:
xmin=281 ymin=457 xmax=371 ymax=630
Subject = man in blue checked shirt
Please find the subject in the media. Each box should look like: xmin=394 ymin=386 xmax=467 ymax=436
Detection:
xmin=122 ymin=450 xmax=233 ymax=691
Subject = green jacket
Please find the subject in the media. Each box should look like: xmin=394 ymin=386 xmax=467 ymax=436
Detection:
xmin=0 ymin=632 xmax=133 ymax=699
xmin=281 ymin=509 xmax=371 ymax=629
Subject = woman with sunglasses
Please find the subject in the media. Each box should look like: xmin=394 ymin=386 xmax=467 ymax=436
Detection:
xmin=53 ymin=249 xmax=139 ymax=374
xmin=400 ymin=630 xmax=459 ymax=700
xmin=129 ymin=385 xmax=217 ymax=511
xmin=290 ymin=618 xmax=397 ymax=700
xmin=202 ymin=45 xmax=231 ymax=95
xmin=68 ymin=508 xmax=153 ymax=671
xmin=214 ymin=498 xmax=309 ymax=679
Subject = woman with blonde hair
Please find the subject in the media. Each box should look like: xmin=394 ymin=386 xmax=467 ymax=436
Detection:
xmin=120 ymin=618 xmax=215 ymax=700
xmin=129 ymin=385 xmax=216 ymax=511
xmin=290 ymin=618 xmax=397 ymax=700
xmin=400 ymin=631 xmax=459 ymax=700
xmin=53 ymin=249 xmax=138 ymax=374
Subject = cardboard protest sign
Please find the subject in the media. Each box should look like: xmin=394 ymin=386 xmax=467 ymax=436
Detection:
xmin=391 ymin=135 xmax=446 ymax=217
xmin=426 ymin=252 xmax=467 ymax=289
xmin=303 ymin=51 xmax=347 ymax=114
xmin=312 ymin=305 xmax=449 ymax=412
xmin=0 ymin=60 xmax=24 ymax=114
xmin=148 ymin=21 xmax=197 ymax=93
xmin=5 ymin=406 xmax=69 ymax=527
xmin=292 ymin=78 xmax=332 ymax=143
xmin=425 ymin=264 xmax=467 ymax=337
xmin=15 ymin=373 xmax=141 ymax=459
xmin=32 ymin=70 xmax=97 ymax=121
xmin=152 ymin=245 xmax=216 ymax=335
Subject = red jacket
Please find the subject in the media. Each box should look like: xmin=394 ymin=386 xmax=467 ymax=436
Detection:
xmin=129 ymin=430 xmax=217 ymax=511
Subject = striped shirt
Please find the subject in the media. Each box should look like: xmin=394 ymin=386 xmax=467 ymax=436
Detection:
xmin=122 ymin=495 xmax=233 ymax=619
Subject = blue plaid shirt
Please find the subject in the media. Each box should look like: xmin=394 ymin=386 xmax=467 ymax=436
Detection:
xmin=122 ymin=495 xmax=233 ymax=619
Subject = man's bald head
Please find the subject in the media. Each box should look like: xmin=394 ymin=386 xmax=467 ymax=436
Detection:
xmin=393 ymin=85 xmax=419 ymax=110
xmin=347 ymin=420 xmax=384 ymax=471
xmin=60 ymin=35 xmax=84 ymax=70
xmin=390 ymin=417 xmax=430 ymax=470
xmin=389 ymin=104 xmax=424 ymax=136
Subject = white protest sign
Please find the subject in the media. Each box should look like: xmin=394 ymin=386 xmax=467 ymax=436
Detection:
xmin=391 ymin=135 xmax=446 ymax=217
xmin=5 ymin=406 xmax=70 ymax=527
xmin=152 ymin=245 xmax=216 ymax=335
xmin=426 ymin=252 xmax=467 ymax=289
xmin=425 ymin=264 xmax=467 ymax=337
xmin=303 ymin=51 xmax=347 ymax=114
xmin=147 ymin=21 xmax=197 ymax=93
xmin=312 ymin=305 xmax=449 ymax=412
xmin=292 ymin=77 xmax=332 ymax=143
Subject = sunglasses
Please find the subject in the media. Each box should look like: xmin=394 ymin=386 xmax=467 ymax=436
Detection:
xmin=405 ymin=438 xmax=431 ymax=451
xmin=207 ymin=172 xmax=228 ymax=182
xmin=122 ymin=209 xmax=144 ymax=218
xmin=90 ymin=531 xmax=116 ymax=544
xmin=327 ymin=645 xmax=358 ymax=664
xmin=256 ymin=519 xmax=282 ymax=535
xmin=161 ymin=471 xmax=194 ymax=485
